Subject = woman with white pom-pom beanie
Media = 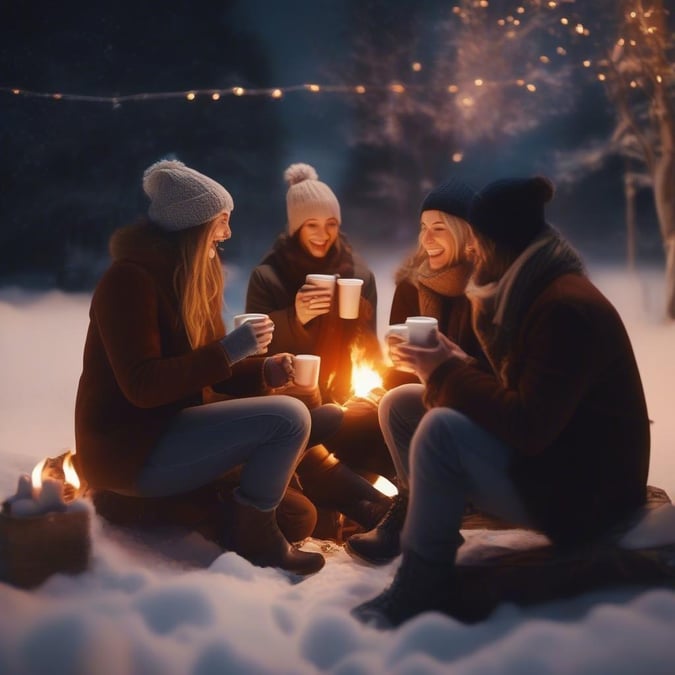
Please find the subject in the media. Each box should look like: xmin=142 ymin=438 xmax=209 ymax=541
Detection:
xmin=245 ymin=163 xmax=394 ymax=541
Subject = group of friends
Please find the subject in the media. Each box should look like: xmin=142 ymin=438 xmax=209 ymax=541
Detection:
xmin=73 ymin=158 xmax=651 ymax=629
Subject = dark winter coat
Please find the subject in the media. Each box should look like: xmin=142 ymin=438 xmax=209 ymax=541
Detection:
xmin=246 ymin=232 xmax=380 ymax=404
xmin=384 ymin=260 xmax=483 ymax=389
xmin=424 ymin=272 xmax=650 ymax=547
xmin=74 ymin=222 xmax=267 ymax=492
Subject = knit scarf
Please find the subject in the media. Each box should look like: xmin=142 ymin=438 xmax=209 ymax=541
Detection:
xmin=416 ymin=260 xmax=473 ymax=321
xmin=261 ymin=232 xmax=356 ymax=291
xmin=466 ymin=226 xmax=585 ymax=387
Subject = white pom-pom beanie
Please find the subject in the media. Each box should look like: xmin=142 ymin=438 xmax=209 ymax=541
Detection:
xmin=284 ymin=163 xmax=341 ymax=235
xmin=143 ymin=159 xmax=234 ymax=231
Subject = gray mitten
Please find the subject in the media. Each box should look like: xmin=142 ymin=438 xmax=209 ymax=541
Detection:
xmin=219 ymin=322 xmax=259 ymax=364
xmin=264 ymin=355 xmax=292 ymax=389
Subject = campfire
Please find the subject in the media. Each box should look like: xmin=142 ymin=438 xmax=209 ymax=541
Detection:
xmin=349 ymin=345 xmax=385 ymax=404
xmin=1 ymin=449 xmax=91 ymax=588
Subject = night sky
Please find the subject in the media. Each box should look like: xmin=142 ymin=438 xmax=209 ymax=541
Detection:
xmin=0 ymin=0 xmax=665 ymax=289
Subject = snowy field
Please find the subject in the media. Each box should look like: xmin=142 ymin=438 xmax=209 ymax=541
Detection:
xmin=1 ymin=257 xmax=674 ymax=674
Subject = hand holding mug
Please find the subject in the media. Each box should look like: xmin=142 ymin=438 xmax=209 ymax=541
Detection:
xmin=390 ymin=332 xmax=467 ymax=383
xmin=295 ymin=283 xmax=334 ymax=325
xmin=233 ymin=313 xmax=274 ymax=353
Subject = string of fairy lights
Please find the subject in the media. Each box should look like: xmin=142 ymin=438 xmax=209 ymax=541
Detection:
xmin=2 ymin=2 xmax=668 ymax=114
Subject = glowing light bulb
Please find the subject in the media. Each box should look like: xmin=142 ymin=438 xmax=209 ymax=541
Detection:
xmin=598 ymin=73 xmax=607 ymax=81
xmin=448 ymin=84 xmax=459 ymax=93
xmin=390 ymin=83 xmax=405 ymax=94
xmin=474 ymin=78 xmax=484 ymax=86
xmin=307 ymin=84 xmax=320 ymax=92
xmin=271 ymin=89 xmax=283 ymax=98
xmin=211 ymin=92 xmax=220 ymax=101
xmin=583 ymin=60 xmax=591 ymax=67
xmin=526 ymin=84 xmax=536 ymax=92
xmin=186 ymin=92 xmax=196 ymax=101
xmin=233 ymin=87 xmax=245 ymax=96
xmin=411 ymin=62 xmax=422 ymax=72
xmin=355 ymin=85 xmax=366 ymax=94
xmin=452 ymin=152 xmax=463 ymax=162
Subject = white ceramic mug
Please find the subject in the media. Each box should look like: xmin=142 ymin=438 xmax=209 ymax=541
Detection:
xmin=405 ymin=316 xmax=439 ymax=346
xmin=233 ymin=312 xmax=268 ymax=328
xmin=385 ymin=323 xmax=410 ymax=342
xmin=337 ymin=278 xmax=363 ymax=319
xmin=293 ymin=354 xmax=321 ymax=388
xmin=232 ymin=313 xmax=271 ymax=353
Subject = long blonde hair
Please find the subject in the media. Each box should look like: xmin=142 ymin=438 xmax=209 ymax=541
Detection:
xmin=395 ymin=211 xmax=473 ymax=283
xmin=173 ymin=221 xmax=224 ymax=349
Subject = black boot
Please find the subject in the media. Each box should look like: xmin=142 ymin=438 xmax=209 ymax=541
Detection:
xmin=228 ymin=499 xmax=325 ymax=576
xmin=351 ymin=550 xmax=456 ymax=629
xmin=297 ymin=445 xmax=392 ymax=531
xmin=344 ymin=492 xmax=408 ymax=565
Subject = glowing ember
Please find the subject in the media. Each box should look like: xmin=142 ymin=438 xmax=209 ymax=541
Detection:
xmin=350 ymin=346 xmax=383 ymax=398
xmin=373 ymin=476 xmax=398 ymax=497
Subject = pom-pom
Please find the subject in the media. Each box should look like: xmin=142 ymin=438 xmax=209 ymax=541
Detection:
xmin=284 ymin=163 xmax=318 ymax=187
xmin=143 ymin=159 xmax=186 ymax=189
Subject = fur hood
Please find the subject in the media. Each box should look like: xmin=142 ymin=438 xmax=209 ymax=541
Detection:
xmin=109 ymin=220 xmax=179 ymax=269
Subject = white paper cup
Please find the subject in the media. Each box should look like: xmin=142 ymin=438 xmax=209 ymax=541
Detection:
xmin=293 ymin=354 xmax=321 ymax=388
xmin=385 ymin=323 xmax=410 ymax=342
xmin=337 ymin=278 xmax=363 ymax=319
xmin=305 ymin=274 xmax=337 ymax=297
xmin=405 ymin=316 xmax=439 ymax=346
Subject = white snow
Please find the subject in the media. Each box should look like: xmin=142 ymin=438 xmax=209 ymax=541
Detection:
xmin=1 ymin=260 xmax=674 ymax=675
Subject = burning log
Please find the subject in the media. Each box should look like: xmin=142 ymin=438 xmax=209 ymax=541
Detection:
xmin=0 ymin=450 xmax=91 ymax=589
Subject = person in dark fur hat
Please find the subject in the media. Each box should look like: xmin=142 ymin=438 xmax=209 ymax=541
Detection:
xmin=351 ymin=175 xmax=651 ymax=627
xmin=75 ymin=159 xmax=329 ymax=576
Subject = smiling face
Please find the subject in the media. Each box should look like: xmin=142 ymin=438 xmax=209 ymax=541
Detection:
xmin=297 ymin=216 xmax=339 ymax=258
xmin=210 ymin=210 xmax=232 ymax=244
xmin=419 ymin=210 xmax=459 ymax=270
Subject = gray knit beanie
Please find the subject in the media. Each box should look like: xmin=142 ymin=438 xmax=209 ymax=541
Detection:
xmin=143 ymin=159 xmax=234 ymax=231
xmin=284 ymin=163 xmax=341 ymax=236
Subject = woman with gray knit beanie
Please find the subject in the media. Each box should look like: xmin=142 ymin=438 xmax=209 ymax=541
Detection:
xmin=74 ymin=159 xmax=326 ymax=576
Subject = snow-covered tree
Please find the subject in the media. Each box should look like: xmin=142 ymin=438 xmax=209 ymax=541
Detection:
xmin=599 ymin=0 xmax=675 ymax=317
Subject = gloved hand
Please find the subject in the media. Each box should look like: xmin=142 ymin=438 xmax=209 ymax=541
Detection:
xmin=219 ymin=322 xmax=260 ymax=365
xmin=263 ymin=353 xmax=294 ymax=388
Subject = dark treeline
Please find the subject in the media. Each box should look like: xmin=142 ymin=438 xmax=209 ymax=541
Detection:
xmin=0 ymin=0 xmax=665 ymax=290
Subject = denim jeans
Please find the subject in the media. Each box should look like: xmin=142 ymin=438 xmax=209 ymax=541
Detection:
xmin=136 ymin=395 xmax=311 ymax=511
xmin=379 ymin=384 xmax=533 ymax=562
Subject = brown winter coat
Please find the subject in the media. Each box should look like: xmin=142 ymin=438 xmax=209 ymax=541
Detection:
xmin=74 ymin=223 xmax=267 ymax=492
xmin=425 ymin=273 xmax=650 ymax=546
xmin=245 ymin=232 xmax=380 ymax=404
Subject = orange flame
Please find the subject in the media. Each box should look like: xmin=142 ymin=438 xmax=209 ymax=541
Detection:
xmin=30 ymin=449 xmax=81 ymax=491
xmin=350 ymin=345 xmax=383 ymax=398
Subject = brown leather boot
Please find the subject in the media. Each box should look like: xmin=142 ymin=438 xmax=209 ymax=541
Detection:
xmin=297 ymin=445 xmax=392 ymax=531
xmin=229 ymin=499 xmax=325 ymax=575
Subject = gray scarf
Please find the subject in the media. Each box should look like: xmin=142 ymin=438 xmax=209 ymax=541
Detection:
xmin=466 ymin=226 xmax=585 ymax=386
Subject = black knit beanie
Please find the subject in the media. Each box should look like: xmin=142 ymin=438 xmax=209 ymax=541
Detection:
xmin=469 ymin=176 xmax=554 ymax=252
xmin=420 ymin=177 xmax=476 ymax=220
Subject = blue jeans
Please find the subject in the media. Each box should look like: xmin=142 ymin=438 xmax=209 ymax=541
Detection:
xmin=137 ymin=395 xmax=311 ymax=511
xmin=379 ymin=384 xmax=533 ymax=562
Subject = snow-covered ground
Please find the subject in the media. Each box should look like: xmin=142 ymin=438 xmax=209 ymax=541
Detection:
xmin=1 ymin=258 xmax=674 ymax=675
